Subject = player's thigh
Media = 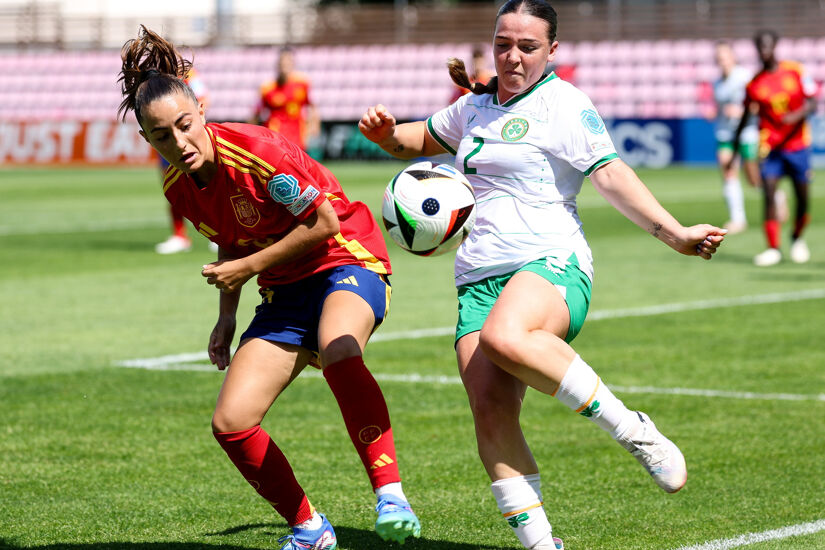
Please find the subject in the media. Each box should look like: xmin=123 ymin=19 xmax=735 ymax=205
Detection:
xmin=486 ymin=270 xmax=570 ymax=340
xmin=456 ymin=331 xmax=528 ymax=418
xmin=716 ymin=146 xmax=738 ymax=177
xmin=317 ymin=267 xmax=390 ymax=367
xmin=212 ymin=338 xmax=313 ymax=432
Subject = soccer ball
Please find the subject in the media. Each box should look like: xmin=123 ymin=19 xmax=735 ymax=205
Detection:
xmin=382 ymin=161 xmax=476 ymax=256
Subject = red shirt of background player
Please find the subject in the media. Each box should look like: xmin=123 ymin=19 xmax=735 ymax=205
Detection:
xmin=259 ymin=75 xmax=312 ymax=149
xmin=162 ymin=122 xmax=391 ymax=287
xmin=745 ymin=60 xmax=817 ymax=153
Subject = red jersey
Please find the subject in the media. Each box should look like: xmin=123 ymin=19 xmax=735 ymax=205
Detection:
xmin=162 ymin=122 xmax=391 ymax=287
xmin=259 ymin=74 xmax=312 ymax=149
xmin=745 ymin=60 xmax=817 ymax=152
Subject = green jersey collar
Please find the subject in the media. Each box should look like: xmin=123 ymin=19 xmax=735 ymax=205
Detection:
xmin=493 ymin=72 xmax=558 ymax=107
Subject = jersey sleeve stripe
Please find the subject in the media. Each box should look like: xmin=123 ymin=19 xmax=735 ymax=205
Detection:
xmin=325 ymin=192 xmax=344 ymax=202
xmin=333 ymin=233 xmax=388 ymax=275
xmin=215 ymin=136 xmax=277 ymax=173
xmin=217 ymin=146 xmax=272 ymax=181
xmin=162 ymin=168 xmax=184 ymax=192
xmin=426 ymin=117 xmax=457 ymax=155
xmin=219 ymin=156 xmax=270 ymax=186
xmin=584 ymin=153 xmax=619 ymax=176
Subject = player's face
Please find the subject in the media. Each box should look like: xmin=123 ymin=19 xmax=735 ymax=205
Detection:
xmin=756 ymin=34 xmax=777 ymax=66
xmin=139 ymin=91 xmax=214 ymax=179
xmin=715 ymin=44 xmax=735 ymax=72
xmin=493 ymin=11 xmax=557 ymax=103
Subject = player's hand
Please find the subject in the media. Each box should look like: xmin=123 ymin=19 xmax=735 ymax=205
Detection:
xmin=677 ymin=225 xmax=727 ymax=260
xmin=202 ymin=259 xmax=255 ymax=293
xmin=208 ymin=314 xmax=236 ymax=370
xmin=358 ymin=104 xmax=397 ymax=144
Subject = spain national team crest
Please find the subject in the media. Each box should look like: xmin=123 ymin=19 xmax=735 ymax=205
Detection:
xmin=580 ymin=109 xmax=606 ymax=134
xmin=501 ymin=117 xmax=529 ymax=141
xmin=230 ymin=194 xmax=261 ymax=227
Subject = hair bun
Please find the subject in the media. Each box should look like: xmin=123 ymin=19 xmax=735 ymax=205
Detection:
xmin=139 ymin=68 xmax=161 ymax=84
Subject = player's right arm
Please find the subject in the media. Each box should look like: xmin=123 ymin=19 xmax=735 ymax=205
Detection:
xmin=208 ymin=246 xmax=241 ymax=370
xmin=359 ymin=104 xmax=446 ymax=159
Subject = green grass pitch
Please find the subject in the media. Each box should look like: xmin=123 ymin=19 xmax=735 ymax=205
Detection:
xmin=1 ymin=162 xmax=823 ymax=550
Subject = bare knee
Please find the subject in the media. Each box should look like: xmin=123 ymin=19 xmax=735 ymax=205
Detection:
xmin=211 ymin=406 xmax=262 ymax=434
xmin=478 ymin=322 xmax=522 ymax=370
xmin=466 ymin=382 xmax=523 ymax=443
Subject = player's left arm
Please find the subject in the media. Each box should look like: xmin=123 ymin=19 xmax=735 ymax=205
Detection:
xmin=589 ymin=159 xmax=726 ymax=260
xmin=781 ymin=96 xmax=817 ymax=126
xmin=202 ymin=200 xmax=339 ymax=293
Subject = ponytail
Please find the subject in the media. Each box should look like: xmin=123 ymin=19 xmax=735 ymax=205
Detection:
xmin=447 ymin=57 xmax=498 ymax=96
xmin=117 ymin=25 xmax=198 ymax=123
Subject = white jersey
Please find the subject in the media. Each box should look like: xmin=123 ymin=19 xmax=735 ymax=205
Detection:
xmin=427 ymin=72 xmax=618 ymax=287
xmin=713 ymin=65 xmax=758 ymax=144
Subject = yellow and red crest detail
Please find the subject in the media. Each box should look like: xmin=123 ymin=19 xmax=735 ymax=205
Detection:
xmin=230 ymin=194 xmax=261 ymax=227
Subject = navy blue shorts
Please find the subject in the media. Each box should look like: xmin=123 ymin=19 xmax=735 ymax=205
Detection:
xmin=240 ymin=265 xmax=391 ymax=354
xmin=761 ymin=148 xmax=812 ymax=184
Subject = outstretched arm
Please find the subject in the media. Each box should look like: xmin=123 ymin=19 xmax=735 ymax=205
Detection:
xmin=358 ymin=104 xmax=447 ymax=159
xmin=589 ymin=159 xmax=726 ymax=259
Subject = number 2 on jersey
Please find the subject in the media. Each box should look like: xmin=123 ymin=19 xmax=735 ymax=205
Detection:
xmin=463 ymin=137 xmax=484 ymax=175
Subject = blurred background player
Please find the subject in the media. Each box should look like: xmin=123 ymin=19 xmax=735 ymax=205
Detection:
xmin=155 ymin=67 xmax=211 ymax=254
xmin=449 ymin=44 xmax=494 ymax=104
xmin=119 ymin=26 xmax=420 ymax=549
xmin=255 ymin=47 xmax=321 ymax=151
xmin=732 ymin=29 xmax=818 ymax=266
xmin=710 ymin=40 xmax=760 ymax=235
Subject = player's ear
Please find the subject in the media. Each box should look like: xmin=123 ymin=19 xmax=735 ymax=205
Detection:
xmin=198 ymin=101 xmax=206 ymax=124
xmin=547 ymin=41 xmax=559 ymax=64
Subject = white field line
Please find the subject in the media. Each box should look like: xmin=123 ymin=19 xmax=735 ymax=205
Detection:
xmin=114 ymin=289 xmax=825 ymax=403
xmin=0 ymin=217 xmax=167 ymax=236
xmin=0 ymin=190 xmax=725 ymax=238
xmin=673 ymin=518 xmax=825 ymax=550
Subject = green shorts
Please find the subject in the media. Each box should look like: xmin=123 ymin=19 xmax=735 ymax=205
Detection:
xmin=718 ymin=140 xmax=758 ymax=161
xmin=456 ymin=254 xmax=592 ymax=344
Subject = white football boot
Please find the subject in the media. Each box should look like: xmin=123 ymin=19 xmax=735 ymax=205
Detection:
xmin=753 ymin=247 xmax=782 ymax=267
xmin=618 ymin=412 xmax=687 ymax=493
xmin=790 ymin=239 xmax=810 ymax=264
xmin=155 ymin=235 xmax=192 ymax=254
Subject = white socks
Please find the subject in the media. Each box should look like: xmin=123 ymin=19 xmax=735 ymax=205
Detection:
xmin=554 ymin=354 xmax=638 ymax=440
xmin=294 ymin=511 xmax=323 ymax=530
xmin=491 ymin=474 xmax=556 ymax=549
xmin=375 ymin=481 xmax=408 ymax=502
xmin=723 ymin=177 xmax=746 ymax=223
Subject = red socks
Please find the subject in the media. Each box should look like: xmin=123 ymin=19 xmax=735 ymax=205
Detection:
xmin=214 ymin=425 xmax=313 ymax=526
xmin=323 ymin=356 xmax=401 ymax=489
xmin=171 ymin=206 xmax=187 ymax=238
xmin=764 ymin=219 xmax=780 ymax=249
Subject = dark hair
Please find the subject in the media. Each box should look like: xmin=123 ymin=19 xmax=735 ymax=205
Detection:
xmin=447 ymin=0 xmax=557 ymax=96
xmin=117 ymin=25 xmax=198 ymax=123
xmin=753 ymin=29 xmax=779 ymax=46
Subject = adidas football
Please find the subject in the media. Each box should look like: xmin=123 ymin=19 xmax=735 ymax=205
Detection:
xmin=382 ymin=161 xmax=476 ymax=256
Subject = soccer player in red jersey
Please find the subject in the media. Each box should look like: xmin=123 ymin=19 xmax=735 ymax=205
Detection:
xmin=732 ymin=29 xmax=818 ymax=266
xmin=118 ymin=26 xmax=420 ymax=549
xmin=256 ymin=47 xmax=320 ymax=151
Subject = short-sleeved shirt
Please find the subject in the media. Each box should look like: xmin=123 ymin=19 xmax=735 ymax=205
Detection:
xmin=260 ymin=74 xmax=313 ymax=149
xmin=745 ymin=60 xmax=817 ymax=153
xmin=713 ymin=65 xmax=758 ymax=144
xmin=162 ymin=122 xmax=390 ymax=287
xmin=426 ymin=72 xmax=618 ymax=286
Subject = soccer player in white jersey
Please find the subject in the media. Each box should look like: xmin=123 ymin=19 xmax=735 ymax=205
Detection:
xmin=711 ymin=40 xmax=761 ymax=234
xmin=359 ymin=1 xmax=725 ymax=548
